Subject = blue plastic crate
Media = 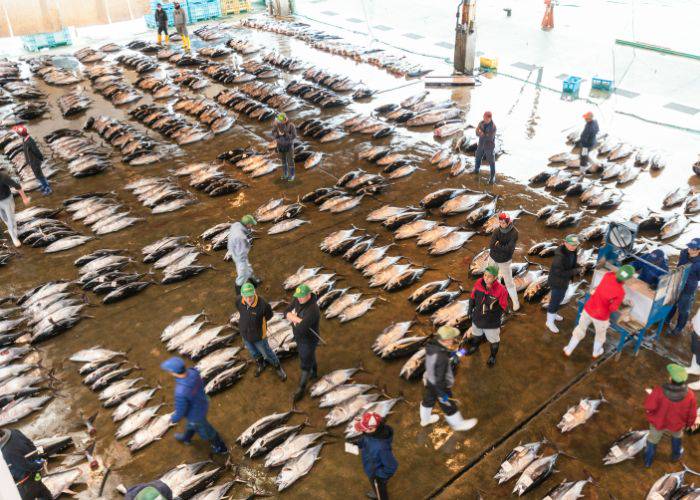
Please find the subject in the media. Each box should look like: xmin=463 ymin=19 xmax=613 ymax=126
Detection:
xmin=22 ymin=28 xmax=72 ymax=52
xmin=562 ymin=76 xmax=582 ymax=94
xmin=591 ymin=77 xmax=614 ymax=92
xmin=187 ymin=0 xmax=222 ymax=22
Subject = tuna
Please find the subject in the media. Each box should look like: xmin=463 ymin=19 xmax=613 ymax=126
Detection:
xmin=325 ymin=393 xmax=379 ymax=427
xmin=373 ymin=321 xmax=414 ymax=353
xmin=384 ymin=267 xmax=426 ymax=291
xmin=318 ymin=383 xmax=373 ymax=408
xmin=420 ymin=188 xmax=468 ymax=209
xmin=394 ymin=219 xmax=438 ymax=240
xmin=512 ymin=454 xmax=558 ymax=496
xmin=237 ymin=410 xmax=296 ymax=447
xmin=417 ymin=289 xmax=462 ymax=314
xmin=338 ymin=298 xmax=377 ymax=323
xmin=399 ymin=349 xmax=426 ymax=380
xmin=663 ymin=186 xmax=691 ymax=208
xmin=366 ymin=205 xmax=409 ymax=222
xmin=283 ymin=266 xmax=322 ymax=290
xmin=0 ymin=395 xmax=52 ymax=425
xmin=127 ymin=412 xmax=175 ymax=451
xmin=543 ymin=478 xmax=591 ymax=500
xmin=603 ymin=430 xmax=648 ymax=465
xmin=115 ymin=404 xmax=161 ymax=439
xmin=248 ymin=423 xmax=305 ymax=458
xmin=377 ymin=336 xmax=428 ymax=359
xmin=645 ymin=469 xmax=688 ymax=499
xmin=660 ymin=214 xmax=690 ymax=240
xmin=431 ymin=300 xmax=471 ymax=328
xmin=310 ymin=366 xmax=363 ymax=397
xmin=495 ymin=440 xmax=545 ymax=484
xmin=557 ymin=393 xmax=606 ymax=432
xmin=275 ymin=443 xmax=323 ymax=491
xmin=417 ymin=225 xmax=459 ymax=246
xmin=113 ymin=388 xmax=159 ymax=421
xmin=204 ymin=362 xmax=247 ymax=394
xmin=265 ymin=431 xmax=326 ymax=468
xmin=439 ymin=193 xmax=488 ymax=216
xmin=344 ymin=398 xmax=401 ymax=439
xmin=409 ymin=278 xmax=453 ymax=303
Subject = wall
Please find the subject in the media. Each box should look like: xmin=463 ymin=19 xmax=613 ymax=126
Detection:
xmin=0 ymin=0 xmax=150 ymax=37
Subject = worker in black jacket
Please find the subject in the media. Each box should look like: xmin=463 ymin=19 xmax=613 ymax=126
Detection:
xmin=577 ymin=112 xmax=599 ymax=169
xmin=13 ymin=125 xmax=51 ymax=195
xmin=474 ymin=111 xmax=497 ymax=184
xmin=546 ymin=234 xmax=580 ymax=333
xmin=285 ymin=284 xmax=320 ymax=402
xmin=488 ymin=212 xmax=520 ymax=311
xmin=420 ymin=326 xmax=477 ymax=432
xmin=0 ymin=428 xmax=52 ymax=499
xmin=236 ymin=283 xmax=286 ymax=381
xmin=154 ymin=3 xmax=169 ymax=45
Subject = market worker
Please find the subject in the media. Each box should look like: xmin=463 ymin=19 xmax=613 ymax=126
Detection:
xmin=160 ymin=356 xmax=228 ymax=454
xmin=474 ymin=111 xmax=497 ymax=184
xmin=465 ymin=265 xmax=508 ymax=366
xmin=353 ymin=412 xmax=398 ymax=500
xmin=488 ymin=212 xmax=519 ymax=311
xmin=668 ymin=238 xmax=700 ymax=337
xmin=643 ymin=364 xmax=697 ymax=467
xmin=576 ymin=111 xmax=599 ymax=170
xmin=420 ymin=325 xmax=477 ymax=431
xmin=0 ymin=428 xmax=52 ymax=499
xmin=227 ymin=214 xmax=259 ymax=295
xmin=272 ymin=113 xmax=297 ymax=182
xmin=632 ymin=249 xmax=668 ymax=289
xmin=546 ymin=234 xmax=581 ymax=333
xmin=563 ymin=265 xmax=634 ymax=358
xmin=236 ymin=283 xmax=287 ymax=381
xmin=154 ymin=3 xmax=169 ymax=46
xmin=13 ymin=125 xmax=51 ymax=195
xmin=285 ymin=284 xmax=321 ymax=402
xmin=173 ymin=2 xmax=190 ymax=51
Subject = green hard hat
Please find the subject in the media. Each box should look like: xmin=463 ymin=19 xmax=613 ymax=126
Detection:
xmin=241 ymin=214 xmax=257 ymax=225
xmin=135 ymin=487 xmax=165 ymax=500
xmin=667 ymin=363 xmax=687 ymax=383
xmin=437 ymin=325 xmax=460 ymax=340
xmin=616 ymin=264 xmax=635 ymax=281
xmin=241 ymin=282 xmax=255 ymax=297
xmin=293 ymin=284 xmax=311 ymax=298
xmin=276 ymin=113 xmax=287 ymax=122
xmin=485 ymin=265 xmax=499 ymax=277
xmin=564 ymin=234 xmax=580 ymax=246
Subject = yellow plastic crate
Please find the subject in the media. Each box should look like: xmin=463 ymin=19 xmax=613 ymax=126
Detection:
xmin=479 ymin=56 xmax=498 ymax=70
xmin=221 ymin=0 xmax=252 ymax=15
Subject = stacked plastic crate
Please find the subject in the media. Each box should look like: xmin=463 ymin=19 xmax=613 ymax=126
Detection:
xmin=221 ymin=0 xmax=253 ymax=15
xmin=21 ymin=28 xmax=72 ymax=52
xmin=144 ymin=0 xmax=180 ymax=29
xmin=188 ymin=0 xmax=222 ymax=22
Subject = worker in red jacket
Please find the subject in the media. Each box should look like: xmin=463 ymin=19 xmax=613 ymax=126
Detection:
xmin=465 ymin=265 xmax=509 ymax=366
xmin=563 ymin=265 xmax=634 ymax=358
xmin=643 ymin=363 xmax=697 ymax=467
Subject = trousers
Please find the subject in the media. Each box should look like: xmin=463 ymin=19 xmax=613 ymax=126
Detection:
xmin=0 ymin=195 xmax=19 ymax=244
xmin=280 ymin=150 xmax=295 ymax=179
xmin=474 ymin=146 xmax=495 ymax=177
xmin=185 ymin=419 xmax=218 ymax=441
xmin=565 ymin=310 xmax=609 ymax=355
xmin=157 ymin=25 xmax=168 ymax=36
xmin=547 ymin=287 xmax=567 ymax=314
xmin=243 ymin=338 xmax=280 ymax=367
xmin=488 ymin=258 xmax=518 ymax=306
xmin=369 ymin=477 xmax=389 ymax=500
xmin=297 ymin=342 xmax=317 ymax=373
xmin=671 ymin=290 xmax=694 ymax=333
xmin=422 ymin=383 xmax=457 ymax=416
xmin=232 ymin=254 xmax=253 ymax=287
xmin=647 ymin=424 xmax=682 ymax=444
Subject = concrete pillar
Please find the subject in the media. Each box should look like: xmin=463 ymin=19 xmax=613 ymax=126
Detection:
xmin=453 ymin=0 xmax=477 ymax=74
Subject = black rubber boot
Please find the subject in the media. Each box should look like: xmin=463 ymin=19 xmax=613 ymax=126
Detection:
xmin=234 ymin=284 xmax=241 ymax=296
xmin=274 ymin=363 xmax=287 ymax=382
xmin=254 ymin=357 xmax=266 ymax=377
xmin=250 ymin=276 xmax=262 ymax=286
xmin=175 ymin=429 xmax=195 ymax=444
xmin=466 ymin=336 xmax=483 ymax=355
xmin=487 ymin=342 xmax=500 ymax=367
xmin=210 ymin=433 xmax=228 ymax=455
xmin=489 ymin=174 xmax=496 ymax=185
xmin=310 ymin=364 xmax=318 ymax=380
xmin=292 ymin=370 xmax=310 ymax=403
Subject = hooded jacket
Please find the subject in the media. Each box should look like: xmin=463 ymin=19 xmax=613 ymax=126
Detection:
xmin=644 ymin=383 xmax=697 ymax=432
xmin=357 ymin=423 xmax=398 ymax=480
xmin=584 ymin=271 xmax=625 ymax=321
xmin=470 ymin=277 xmax=508 ymax=329
xmin=548 ymin=245 xmax=578 ymax=289
xmin=235 ymin=293 xmax=273 ymax=343
xmin=679 ymin=249 xmax=700 ymax=295
xmin=273 ymin=121 xmax=296 ymax=152
xmin=423 ymin=338 xmax=455 ymax=395
xmin=489 ymin=224 xmax=518 ymax=263
xmin=172 ymin=368 xmax=209 ymax=423
xmin=227 ymin=222 xmax=251 ymax=262
xmin=579 ymin=120 xmax=599 ymax=149
xmin=0 ymin=429 xmax=42 ymax=481
xmin=285 ymin=294 xmax=320 ymax=345
xmin=0 ymin=171 xmax=20 ymax=200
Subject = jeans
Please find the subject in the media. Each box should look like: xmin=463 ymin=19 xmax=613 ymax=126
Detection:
xmin=369 ymin=477 xmax=389 ymax=500
xmin=547 ymin=287 xmax=567 ymax=314
xmin=185 ymin=419 xmax=218 ymax=441
xmin=422 ymin=383 xmax=457 ymax=416
xmin=0 ymin=195 xmax=19 ymax=244
xmin=243 ymin=338 xmax=280 ymax=367
xmin=474 ymin=146 xmax=495 ymax=178
xmin=280 ymin=149 xmax=295 ymax=179
xmin=297 ymin=342 xmax=317 ymax=373
xmin=671 ymin=291 xmax=694 ymax=333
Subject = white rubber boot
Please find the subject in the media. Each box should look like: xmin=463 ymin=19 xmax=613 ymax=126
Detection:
xmin=687 ymin=356 xmax=700 ymax=376
xmin=546 ymin=313 xmax=559 ymax=334
xmin=444 ymin=412 xmax=478 ymax=432
xmin=592 ymin=341 xmax=604 ymax=359
xmin=419 ymin=404 xmax=439 ymax=427
xmin=688 ymin=378 xmax=700 ymax=391
xmin=555 ymin=314 xmax=563 ymax=321
xmin=508 ymin=287 xmax=520 ymax=311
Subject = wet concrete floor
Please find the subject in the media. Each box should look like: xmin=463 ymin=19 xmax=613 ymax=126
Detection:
xmin=2 ymin=14 xmax=699 ymax=499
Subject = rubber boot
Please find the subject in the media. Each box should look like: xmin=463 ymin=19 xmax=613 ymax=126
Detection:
xmin=687 ymin=356 xmax=700 ymax=376
xmin=546 ymin=313 xmax=559 ymax=334
xmin=250 ymin=275 xmax=262 ymax=286
xmin=487 ymin=342 xmax=499 ymax=367
xmin=489 ymin=173 xmax=496 ymax=185
xmin=11 ymin=234 xmax=21 ymax=247
xmin=310 ymin=364 xmax=318 ymax=380
xmin=175 ymin=429 xmax=195 ymax=445
xmin=157 ymin=33 xmax=162 ymax=45
xmin=465 ymin=335 xmax=483 ymax=355
xmin=182 ymin=37 xmax=188 ymax=50
xmin=165 ymin=35 xmax=170 ymax=44
xmin=186 ymin=36 xmax=191 ymax=51
xmin=563 ymin=333 xmax=581 ymax=357
xmin=508 ymin=287 xmax=520 ymax=311
xmin=671 ymin=437 xmax=683 ymax=462
xmin=419 ymin=404 xmax=440 ymax=427
xmin=292 ymin=370 xmax=310 ymax=403
xmin=234 ymin=284 xmax=241 ymax=296
xmin=254 ymin=357 xmax=266 ymax=378
xmin=444 ymin=412 xmax=478 ymax=432
xmin=644 ymin=443 xmax=656 ymax=468
xmin=210 ymin=433 xmax=228 ymax=455
xmin=274 ymin=363 xmax=287 ymax=382
xmin=592 ymin=341 xmax=604 ymax=359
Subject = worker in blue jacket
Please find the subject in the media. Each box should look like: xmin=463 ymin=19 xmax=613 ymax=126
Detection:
xmin=160 ymin=357 xmax=228 ymax=454
xmin=633 ymin=249 xmax=668 ymax=289
xmin=669 ymin=238 xmax=700 ymax=336
xmin=353 ymin=412 xmax=398 ymax=500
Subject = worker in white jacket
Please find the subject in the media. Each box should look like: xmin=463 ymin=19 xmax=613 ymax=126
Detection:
xmin=227 ymin=214 xmax=258 ymax=294
xmin=688 ymin=308 xmax=700 ymax=391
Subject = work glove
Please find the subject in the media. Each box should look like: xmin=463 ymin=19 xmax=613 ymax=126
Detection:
xmin=439 ymin=394 xmax=450 ymax=405
xmin=455 ymin=348 xmax=467 ymax=358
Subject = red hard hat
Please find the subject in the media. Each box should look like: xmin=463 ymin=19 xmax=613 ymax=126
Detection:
xmin=583 ymin=111 xmax=593 ymax=119
xmin=12 ymin=125 xmax=27 ymax=136
xmin=498 ymin=212 xmax=510 ymax=222
xmin=354 ymin=412 xmax=382 ymax=433
xmin=483 ymin=111 xmax=492 ymax=118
